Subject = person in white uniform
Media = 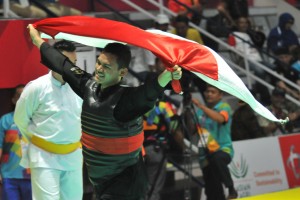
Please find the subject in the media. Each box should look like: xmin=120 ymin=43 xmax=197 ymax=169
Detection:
xmin=14 ymin=40 xmax=83 ymax=200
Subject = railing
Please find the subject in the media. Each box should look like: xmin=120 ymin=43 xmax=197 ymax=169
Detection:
xmin=0 ymin=0 xmax=20 ymax=18
xmin=123 ymin=0 xmax=300 ymax=107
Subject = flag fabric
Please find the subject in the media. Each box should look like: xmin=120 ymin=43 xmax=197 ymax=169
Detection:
xmin=33 ymin=16 xmax=287 ymax=123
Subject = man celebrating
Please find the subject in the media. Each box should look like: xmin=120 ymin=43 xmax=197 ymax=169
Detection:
xmin=27 ymin=24 xmax=182 ymax=200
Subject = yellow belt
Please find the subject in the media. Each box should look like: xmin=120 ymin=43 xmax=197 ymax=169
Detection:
xmin=31 ymin=135 xmax=81 ymax=154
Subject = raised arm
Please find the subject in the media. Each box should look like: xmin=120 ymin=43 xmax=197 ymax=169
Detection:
xmin=28 ymin=24 xmax=45 ymax=49
xmin=27 ymin=24 xmax=91 ymax=97
xmin=192 ymin=98 xmax=227 ymax=124
xmin=28 ymin=24 xmax=71 ymax=75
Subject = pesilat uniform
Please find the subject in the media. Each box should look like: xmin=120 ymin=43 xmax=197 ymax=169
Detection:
xmin=39 ymin=42 xmax=165 ymax=200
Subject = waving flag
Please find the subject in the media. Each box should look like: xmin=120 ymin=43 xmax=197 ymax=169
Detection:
xmin=33 ymin=16 xmax=287 ymax=123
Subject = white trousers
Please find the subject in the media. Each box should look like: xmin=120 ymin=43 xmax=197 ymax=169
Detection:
xmin=31 ymin=167 xmax=83 ymax=200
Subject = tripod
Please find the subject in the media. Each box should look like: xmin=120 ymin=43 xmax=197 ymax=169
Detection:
xmin=179 ymin=99 xmax=210 ymax=200
xmin=145 ymin=98 xmax=206 ymax=200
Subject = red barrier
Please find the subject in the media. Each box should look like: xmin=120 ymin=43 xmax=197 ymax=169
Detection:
xmin=278 ymin=133 xmax=300 ymax=188
xmin=0 ymin=19 xmax=48 ymax=88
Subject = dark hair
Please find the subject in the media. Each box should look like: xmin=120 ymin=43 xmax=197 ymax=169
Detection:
xmin=206 ymin=84 xmax=222 ymax=92
xmin=53 ymin=40 xmax=76 ymax=52
xmin=13 ymin=84 xmax=25 ymax=95
xmin=272 ymin=88 xmax=285 ymax=97
xmin=103 ymin=43 xmax=131 ymax=69
xmin=174 ymin=15 xmax=189 ymax=25
xmin=12 ymin=84 xmax=25 ymax=99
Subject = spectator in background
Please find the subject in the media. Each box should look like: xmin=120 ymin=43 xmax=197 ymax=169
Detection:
xmin=153 ymin=13 xmax=170 ymax=32
xmin=231 ymin=100 xmax=266 ymax=141
xmin=0 ymin=84 xmax=32 ymax=200
xmin=267 ymin=13 xmax=299 ymax=54
xmin=167 ymin=0 xmax=203 ymax=25
xmin=271 ymin=47 xmax=300 ymax=100
xmin=217 ymin=0 xmax=249 ymax=28
xmin=228 ymin=16 xmax=265 ymax=77
xmin=14 ymin=40 xmax=83 ymax=200
xmin=227 ymin=16 xmax=272 ymax=106
xmin=192 ymin=85 xmax=238 ymax=200
xmin=170 ymin=15 xmax=204 ymax=44
xmin=257 ymin=88 xmax=299 ymax=136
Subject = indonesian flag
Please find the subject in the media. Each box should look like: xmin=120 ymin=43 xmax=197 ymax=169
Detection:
xmin=33 ymin=16 xmax=286 ymax=123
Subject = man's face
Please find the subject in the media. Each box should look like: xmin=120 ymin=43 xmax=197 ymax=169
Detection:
xmin=157 ymin=23 xmax=169 ymax=32
xmin=55 ymin=51 xmax=77 ymax=83
xmin=94 ymin=52 xmax=127 ymax=89
xmin=271 ymin=95 xmax=285 ymax=109
xmin=277 ymin=54 xmax=293 ymax=67
xmin=285 ymin=20 xmax=294 ymax=30
xmin=175 ymin=22 xmax=188 ymax=37
xmin=12 ymin=87 xmax=24 ymax=105
xmin=237 ymin=17 xmax=249 ymax=32
xmin=204 ymin=86 xmax=223 ymax=105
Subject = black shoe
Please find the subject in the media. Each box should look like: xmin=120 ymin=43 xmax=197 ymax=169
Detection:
xmin=227 ymin=188 xmax=238 ymax=199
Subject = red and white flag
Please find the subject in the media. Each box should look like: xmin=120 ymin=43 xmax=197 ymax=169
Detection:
xmin=33 ymin=16 xmax=286 ymax=123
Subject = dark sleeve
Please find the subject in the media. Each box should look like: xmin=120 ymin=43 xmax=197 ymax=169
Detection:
xmin=267 ymin=30 xmax=279 ymax=52
xmin=40 ymin=42 xmax=92 ymax=98
xmin=114 ymin=74 xmax=165 ymax=122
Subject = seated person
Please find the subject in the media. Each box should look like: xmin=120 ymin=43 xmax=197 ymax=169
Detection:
xmin=267 ymin=13 xmax=299 ymax=54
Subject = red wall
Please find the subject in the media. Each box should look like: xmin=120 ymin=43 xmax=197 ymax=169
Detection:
xmin=0 ymin=19 xmax=48 ymax=88
xmin=0 ymin=19 xmax=48 ymax=116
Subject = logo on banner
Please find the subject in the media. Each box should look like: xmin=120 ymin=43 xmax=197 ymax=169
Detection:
xmin=286 ymin=145 xmax=300 ymax=180
xmin=230 ymin=155 xmax=249 ymax=178
xmin=278 ymin=134 xmax=300 ymax=188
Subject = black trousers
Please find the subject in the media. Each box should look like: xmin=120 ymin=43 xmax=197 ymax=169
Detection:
xmin=202 ymin=151 xmax=233 ymax=200
xmin=94 ymin=154 xmax=148 ymax=200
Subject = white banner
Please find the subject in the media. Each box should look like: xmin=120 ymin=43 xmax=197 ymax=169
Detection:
xmin=230 ymin=137 xmax=289 ymax=198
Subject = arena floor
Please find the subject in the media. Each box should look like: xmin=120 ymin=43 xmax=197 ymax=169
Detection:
xmin=239 ymin=188 xmax=300 ymax=200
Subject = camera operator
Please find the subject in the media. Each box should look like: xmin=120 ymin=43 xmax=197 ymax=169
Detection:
xmin=191 ymin=84 xmax=238 ymax=200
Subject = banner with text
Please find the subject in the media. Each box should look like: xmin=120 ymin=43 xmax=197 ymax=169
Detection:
xmin=230 ymin=137 xmax=289 ymax=198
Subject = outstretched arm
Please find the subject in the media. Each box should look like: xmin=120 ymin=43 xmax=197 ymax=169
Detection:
xmin=28 ymin=24 xmax=45 ymax=49
xmin=192 ymin=98 xmax=226 ymax=124
xmin=27 ymin=24 xmax=91 ymax=97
